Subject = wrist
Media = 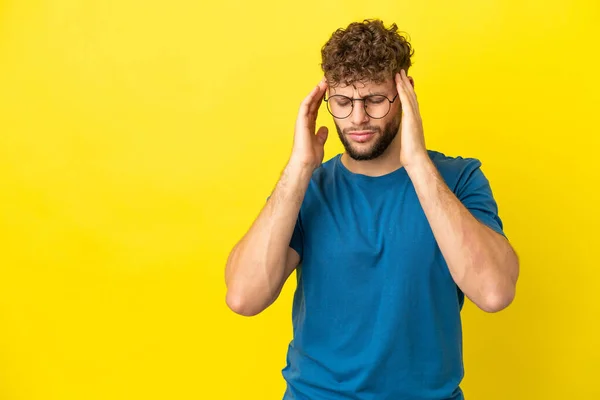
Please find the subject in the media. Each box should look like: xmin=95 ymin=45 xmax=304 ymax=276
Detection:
xmin=285 ymin=158 xmax=316 ymax=182
xmin=404 ymin=152 xmax=433 ymax=176
xmin=287 ymin=156 xmax=319 ymax=175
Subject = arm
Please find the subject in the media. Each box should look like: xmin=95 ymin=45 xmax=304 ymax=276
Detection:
xmin=225 ymin=162 xmax=310 ymax=316
xmin=395 ymin=69 xmax=519 ymax=313
xmin=406 ymin=157 xmax=519 ymax=312
xmin=225 ymin=77 xmax=330 ymax=316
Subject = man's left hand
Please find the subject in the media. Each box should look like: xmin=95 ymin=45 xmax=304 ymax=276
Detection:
xmin=395 ymin=69 xmax=429 ymax=170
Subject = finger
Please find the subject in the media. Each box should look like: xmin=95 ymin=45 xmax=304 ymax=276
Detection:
xmin=395 ymin=71 xmax=414 ymax=115
xmin=300 ymin=84 xmax=321 ymax=115
xmin=397 ymin=71 xmax=419 ymax=114
xmin=400 ymin=70 xmax=419 ymax=108
xmin=315 ymin=126 xmax=328 ymax=145
xmin=299 ymin=78 xmax=327 ymax=117
xmin=308 ymin=78 xmax=328 ymax=115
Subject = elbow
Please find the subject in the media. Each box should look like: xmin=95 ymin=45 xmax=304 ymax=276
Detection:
xmin=224 ymin=243 xmax=283 ymax=317
xmin=224 ymin=258 xmax=272 ymax=317
xmin=479 ymin=290 xmax=515 ymax=313
xmin=477 ymin=252 xmax=520 ymax=313
xmin=224 ymin=246 xmax=262 ymax=316
xmin=478 ymin=282 xmax=517 ymax=313
xmin=225 ymin=287 xmax=268 ymax=317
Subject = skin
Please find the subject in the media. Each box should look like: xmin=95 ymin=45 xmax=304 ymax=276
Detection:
xmin=393 ymin=69 xmax=519 ymax=312
xmin=225 ymin=70 xmax=519 ymax=316
xmin=327 ymin=74 xmax=408 ymax=176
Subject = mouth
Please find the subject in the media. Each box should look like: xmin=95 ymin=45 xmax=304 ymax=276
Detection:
xmin=347 ymin=131 xmax=376 ymax=143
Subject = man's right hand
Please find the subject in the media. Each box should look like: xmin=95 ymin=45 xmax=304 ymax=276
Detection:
xmin=225 ymin=78 xmax=329 ymax=317
xmin=289 ymin=77 xmax=329 ymax=171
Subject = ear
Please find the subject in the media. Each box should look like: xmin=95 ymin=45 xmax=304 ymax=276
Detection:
xmin=408 ymin=76 xmax=415 ymax=88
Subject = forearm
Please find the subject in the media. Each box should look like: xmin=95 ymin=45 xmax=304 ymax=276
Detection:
xmin=225 ymin=161 xmax=313 ymax=315
xmin=406 ymin=157 xmax=519 ymax=312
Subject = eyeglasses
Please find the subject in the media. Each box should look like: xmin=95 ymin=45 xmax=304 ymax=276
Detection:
xmin=324 ymin=93 xmax=398 ymax=119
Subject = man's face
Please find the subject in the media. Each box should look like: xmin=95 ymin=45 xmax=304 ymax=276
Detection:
xmin=327 ymin=78 xmax=401 ymax=161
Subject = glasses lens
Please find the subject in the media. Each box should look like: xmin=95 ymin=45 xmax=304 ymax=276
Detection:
xmin=327 ymin=95 xmax=392 ymax=119
xmin=327 ymin=95 xmax=353 ymax=119
xmin=364 ymin=95 xmax=391 ymax=119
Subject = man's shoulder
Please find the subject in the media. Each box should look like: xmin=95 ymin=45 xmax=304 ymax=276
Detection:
xmin=309 ymin=154 xmax=341 ymax=182
xmin=427 ymin=149 xmax=482 ymax=171
xmin=427 ymin=149 xmax=487 ymax=192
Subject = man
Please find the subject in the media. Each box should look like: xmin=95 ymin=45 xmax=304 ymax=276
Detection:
xmin=225 ymin=19 xmax=519 ymax=400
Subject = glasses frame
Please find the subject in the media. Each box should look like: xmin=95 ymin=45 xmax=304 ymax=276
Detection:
xmin=323 ymin=93 xmax=399 ymax=119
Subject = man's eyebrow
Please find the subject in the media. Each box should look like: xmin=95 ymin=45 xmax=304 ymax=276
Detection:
xmin=329 ymin=89 xmax=391 ymax=97
xmin=367 ymin=90 xmax=389 ymax=96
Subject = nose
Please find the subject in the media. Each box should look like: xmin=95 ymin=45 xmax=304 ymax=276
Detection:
xmin=349 ymin=100 xmax=369 ymax=125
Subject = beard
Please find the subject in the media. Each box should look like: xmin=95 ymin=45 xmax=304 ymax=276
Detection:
xmin=335 ymin=114 xmax=401 ymax=161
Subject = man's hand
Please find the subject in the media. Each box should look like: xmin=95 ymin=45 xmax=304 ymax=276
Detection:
xmin=395 ymin=69 xmax=428 ymax=170
xmin=395 ymin=69 xmax=519 ymax=312
xmin=289 ymin=77 xmax=329 ymax=171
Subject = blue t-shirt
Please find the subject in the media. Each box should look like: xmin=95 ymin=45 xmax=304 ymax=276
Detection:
xmin=281 ymin=150 xmax=505 ymax=400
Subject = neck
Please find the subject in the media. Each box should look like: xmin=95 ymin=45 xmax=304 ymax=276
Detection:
xmin=341 ymin=136 xmax=404 ymax=177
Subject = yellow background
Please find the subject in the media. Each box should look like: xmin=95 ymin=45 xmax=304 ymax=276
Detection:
xmin=1 ymin=0 xmax=599 ymax=399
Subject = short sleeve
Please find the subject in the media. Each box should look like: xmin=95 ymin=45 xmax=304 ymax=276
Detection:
xmin=289 ymin=214 xmax=304 ymax=261
xmin=455 ymin=160 xmax=506 ymax=238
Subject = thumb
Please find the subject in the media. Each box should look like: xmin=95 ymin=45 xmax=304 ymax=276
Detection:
xmin=315 ymin=126 xmax=328 ymax=146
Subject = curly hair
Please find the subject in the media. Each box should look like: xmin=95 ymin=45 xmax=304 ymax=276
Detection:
xmin=321 ymin=19 xmax=414 ymax=87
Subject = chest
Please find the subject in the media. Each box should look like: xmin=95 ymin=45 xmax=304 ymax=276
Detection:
xmin=301 ymin=183 xmax=442 ymax=280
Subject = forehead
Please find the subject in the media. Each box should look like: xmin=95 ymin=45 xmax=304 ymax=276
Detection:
xmin=328 ymin=79 xmax=394 ymax=96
